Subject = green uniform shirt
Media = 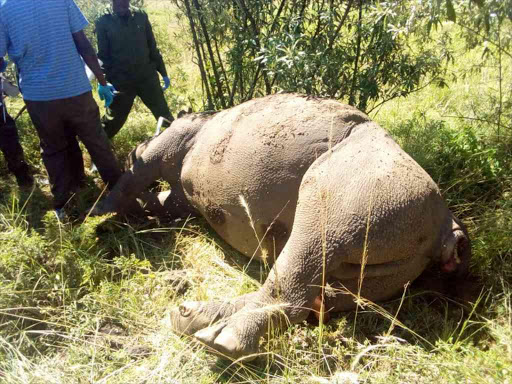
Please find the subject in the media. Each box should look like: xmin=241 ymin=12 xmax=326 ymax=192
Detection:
xmin=95 ymin=8 xmax=167 ymax=84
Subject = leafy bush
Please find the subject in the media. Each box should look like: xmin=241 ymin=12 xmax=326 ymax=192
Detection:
xmin=172 ymin=0 xmax=447 ymax=111
xmin=390 ymin=115 xmax=509 ymax=205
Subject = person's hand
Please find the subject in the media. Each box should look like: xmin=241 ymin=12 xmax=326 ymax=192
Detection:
xmin=162 ymin=76 xmax=170 ymax=91
xmin=0 ymin=59 xmax=8 ymax=73
xmin=97 ymin=83 xmax=117 ymax=108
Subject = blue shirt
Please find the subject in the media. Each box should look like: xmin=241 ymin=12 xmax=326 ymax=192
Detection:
xmin=0 ymin=0 xmax=92 ymax=101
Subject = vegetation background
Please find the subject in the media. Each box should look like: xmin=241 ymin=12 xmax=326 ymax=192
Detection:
xmin=0 ymin=0 xmax=511 ymax=382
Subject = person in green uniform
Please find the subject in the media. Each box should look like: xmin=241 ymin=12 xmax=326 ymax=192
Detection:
xmin=95 ymin=0 xmax=174 ymax=139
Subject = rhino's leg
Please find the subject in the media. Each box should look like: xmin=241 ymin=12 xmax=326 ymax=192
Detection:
xmin=189 ymin=172 xmax=349 ymax=360
xmin=191 ymin=228 xmax=333 ymax=359
xmin=170 ymin=199 xmax=335 ymax=360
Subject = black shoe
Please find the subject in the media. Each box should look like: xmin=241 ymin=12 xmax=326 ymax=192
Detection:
xmin=15 ymin=170 xmax=34 ymax=188
xmin=13 ymin=162 xmax=34 ymax=188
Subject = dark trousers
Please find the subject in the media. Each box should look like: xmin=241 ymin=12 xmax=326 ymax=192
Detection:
xmin=102 ymin=70 xmax=173 ymax=138
xmin=0 ymin=107 xmax=29 ymax=177
xmin=25 ymin=91 xmax=123 ymax=209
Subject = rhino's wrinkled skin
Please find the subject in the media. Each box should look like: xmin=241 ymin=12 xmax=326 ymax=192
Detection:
xmin=96 ymin=94 xmax=471 ymax=360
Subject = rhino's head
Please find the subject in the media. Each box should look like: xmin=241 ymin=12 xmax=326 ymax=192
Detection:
xmin=439 ymin=215 xmax=471 ymax=277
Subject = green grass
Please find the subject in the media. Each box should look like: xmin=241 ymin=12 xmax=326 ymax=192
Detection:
xmin=1 ymin=1 xmax=511 ymax=383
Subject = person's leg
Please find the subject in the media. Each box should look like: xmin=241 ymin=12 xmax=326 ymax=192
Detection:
xmin=65 ymin=92 xmax=122 ymax=189
xmin=65 ymin=130 xmax=85 ymax=190
xmin=136 ymin=71 xmax=174 ymax=127
xmin=101 ymin=84 xmax=136 ymax=139
xmin=25 ymin=99 xmax=73 ymax=208
xmin=0 ymin=109 xmax=33 ymax=186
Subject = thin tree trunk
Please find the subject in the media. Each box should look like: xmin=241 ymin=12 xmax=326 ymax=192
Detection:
xmin=308 ymin=0 xmax=353 ymax=90
xmin=183 ymin=0 xmax=214 ymax=110
xmin=214 ymin=39 xmax=232 ymax=106
xmin=247 ymin=66 xmax=262 ymax=101
xmin=312 ymin=0 xmax=327 ymax=41
xmin=327 ymin=0 xmax=353 ymax=51
xmin=191 ymin=0 xmax=227 ymax=108
xmin=229 ymin=70 xmax=239 ymax=106
xmin=270 ymin=0 xmax=288 ymax=34
xmin=235 ymin=0 xmax=272 ymax=94
xmin=348 ymin=0 xmax=363 ymax=107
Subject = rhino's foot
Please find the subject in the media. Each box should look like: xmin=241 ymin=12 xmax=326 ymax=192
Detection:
xmin=170 ymin=293 xmax=260 ymax=336
xmin=193 ymin=302 xmax=273 ymax=361
xmin=170 ymin=300 xmax=238 ymax=336
xmin=194 ymin=320 xmax=259 ymax=361
xmin=171 ymin=293 xmax=288 ymax=360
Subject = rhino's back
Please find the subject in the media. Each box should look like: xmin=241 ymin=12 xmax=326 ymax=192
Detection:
xmin=180 ymin=93 xmax=369 ymax=260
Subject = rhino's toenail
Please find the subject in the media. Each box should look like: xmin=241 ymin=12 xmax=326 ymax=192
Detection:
xmin=179 ymin=304 xmax=190 ymax=317
xmin=179 ymin=301 xmax=200 ymax=317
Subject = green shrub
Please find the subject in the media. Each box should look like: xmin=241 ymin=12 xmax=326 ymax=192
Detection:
xmin=390 ymin=115 xmax=509 ymax=206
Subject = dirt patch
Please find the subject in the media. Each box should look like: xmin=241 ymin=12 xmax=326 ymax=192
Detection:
xmin=205 ymin=203 xmax=227 ymax=225
xmin=210 ymin=129 xmax=233 ymax=164
xmin=260 ymin=220 xmax=290 ymax=259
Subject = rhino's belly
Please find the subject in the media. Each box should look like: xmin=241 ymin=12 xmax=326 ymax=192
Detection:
xmin=180 ymin=146 xmax=299 ymax=261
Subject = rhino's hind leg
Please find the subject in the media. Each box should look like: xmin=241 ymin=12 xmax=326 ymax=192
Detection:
xmin=191 ymin=216 xmax=338 ymax=360
xmin=184 ymin=159 xmax=347 ymax=359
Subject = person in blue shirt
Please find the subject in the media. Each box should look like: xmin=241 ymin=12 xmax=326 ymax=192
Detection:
xmin=0 ymin=0 xmax=123 ymax=217
xmin=95 ymin=0 xmax=174 ymax=139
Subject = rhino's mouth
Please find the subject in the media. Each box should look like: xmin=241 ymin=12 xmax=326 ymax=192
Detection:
xmin=441 ymin=253 xmax=461 ymax=273
xmin=440 ymin=229 xmax=469 ymax=274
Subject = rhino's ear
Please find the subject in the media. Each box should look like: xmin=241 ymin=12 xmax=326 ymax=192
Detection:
xmin=177 ymin=107 xmax=193 ymax=119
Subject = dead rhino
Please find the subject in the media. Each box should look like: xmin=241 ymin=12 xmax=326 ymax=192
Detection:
xmin=96 ymin=93 xmax=471 ymax=359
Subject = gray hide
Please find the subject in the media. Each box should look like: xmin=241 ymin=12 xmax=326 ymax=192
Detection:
xmin=96 ymin=93 xmax=471 ymax=360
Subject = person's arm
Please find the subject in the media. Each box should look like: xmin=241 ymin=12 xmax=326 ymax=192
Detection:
xmin=144 ymin=13 xmax=167 ymax=77
xmin=95 ymin=19 xmax=112 ymax=74
xmin=72 ymin=30 xmax=107 ymax=86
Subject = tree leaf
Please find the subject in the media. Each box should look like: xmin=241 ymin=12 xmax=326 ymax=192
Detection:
xmin=446 ymin=0 xmax=456 ymax=22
